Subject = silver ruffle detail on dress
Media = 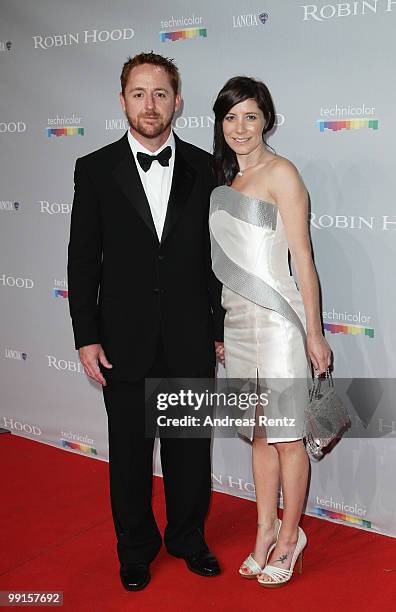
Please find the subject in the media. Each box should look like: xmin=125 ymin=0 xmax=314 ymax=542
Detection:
xmin=211 ymin=235 xmax=307 ymax=345
xmin=210 ymin=186 xmax=278 ymax=230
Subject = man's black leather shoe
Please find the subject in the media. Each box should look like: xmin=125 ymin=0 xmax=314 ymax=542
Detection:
xmin=185 ymin=552 xmax=221 ymax=577
xmin=120 ymin=563 xmax=150 ymax=591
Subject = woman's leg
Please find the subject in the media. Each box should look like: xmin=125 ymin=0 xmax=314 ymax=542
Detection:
xmin=240 ymin=437 xmax=280 ymax=574
xmin=259 ymin=439 xmax=309 ymax=582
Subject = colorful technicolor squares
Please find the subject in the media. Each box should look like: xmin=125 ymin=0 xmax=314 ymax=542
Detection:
xmin=324 ymin=322 xmax=374 ymax=338
xmin=318 ymin=119 xmax=379 ymax=132
xmin=47 ymin=127 xmax=84 ymax=137
xmin=314 ymin=506 xmax=371 ymax=529
xmin=160 ymin=27 xmax=207 ymax=42
xmin=61 ymin=439 xmax=97 ymax=455
xmin=53 ymin=289 xmax=69 ymax=298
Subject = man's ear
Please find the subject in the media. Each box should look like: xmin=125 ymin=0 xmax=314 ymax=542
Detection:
xmin=175 ymin=93 xmax=182 ymax=113
xmin=119 ymin=92 xmax=126 ymax=113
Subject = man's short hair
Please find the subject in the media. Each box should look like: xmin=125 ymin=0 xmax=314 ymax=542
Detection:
xmin=120 ymin=51 xmax=180 ymax=95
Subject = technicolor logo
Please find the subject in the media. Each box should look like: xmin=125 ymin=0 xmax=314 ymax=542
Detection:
xmin=324 ymin=323 xmax=374 ymax=338
xmin=54 ymin=289 xmax=68 ymax=298
xmin=317 ymin=104 xmax=379 ymax=133
xmin=61 ymin=439 xmax=97 ymax=455
xmin=323 ymin=308 xmax=374 ymax=338
xmin=318 ymin=118 xmax=379 ymax=132
xmin=46 ymin=114 xmax=84 ymax=137
xmin=314 ymin=496 xmax=370 ymax=528
xmin=314 ymin=506 xmax=371 ymax=529
xmin=53 ymin=278 xmax=68 ymax=298
xmin=47 ymin=126 xmax=84 ymax=137
xmin=160 ymin=27 xmax=207 ymax=42
xmin=160 ymin=14 xmax=206 ymax=42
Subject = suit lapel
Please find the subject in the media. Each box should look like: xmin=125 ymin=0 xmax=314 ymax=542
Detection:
xmin=161 ymin=136 xmax=196 ymax=245
xmin=112 ymin=134 xmax=158 ymax=240
xmin=111 ymin=132 xmax=196 ymax=245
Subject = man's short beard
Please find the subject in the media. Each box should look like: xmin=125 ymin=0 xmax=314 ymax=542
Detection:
xmin=125 ymin=112 xmax=173 ymax=139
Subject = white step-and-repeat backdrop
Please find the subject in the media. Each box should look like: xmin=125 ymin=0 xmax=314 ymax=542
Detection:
xmin=1 ymin=0 xmax=395 ymax=537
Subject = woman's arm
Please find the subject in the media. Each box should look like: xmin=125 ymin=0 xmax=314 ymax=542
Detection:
xmin=267 ymin=158 xmax=331 ymax=373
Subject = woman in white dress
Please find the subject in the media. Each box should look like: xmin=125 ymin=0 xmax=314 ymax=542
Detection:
xmin=209 ymin=77 xmax=331 ymax=587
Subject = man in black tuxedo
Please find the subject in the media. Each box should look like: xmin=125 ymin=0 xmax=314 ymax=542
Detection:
xmin=67 ymin=52 xmax=225 ymax=591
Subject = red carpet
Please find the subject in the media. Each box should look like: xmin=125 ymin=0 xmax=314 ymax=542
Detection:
xmin=1 ymin=434 xmax=395 ymax=611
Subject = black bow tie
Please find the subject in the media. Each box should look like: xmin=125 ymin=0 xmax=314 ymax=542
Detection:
xmin=136 ymin=146 xmax=172 ymax=172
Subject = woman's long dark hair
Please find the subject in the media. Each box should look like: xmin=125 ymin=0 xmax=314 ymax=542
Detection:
xmin=213 ymin=76 xmax=276 ymax=185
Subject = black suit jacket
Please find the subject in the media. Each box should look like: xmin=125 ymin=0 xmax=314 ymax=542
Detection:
xmin=67 ymin=132 xmax=224 ymax=382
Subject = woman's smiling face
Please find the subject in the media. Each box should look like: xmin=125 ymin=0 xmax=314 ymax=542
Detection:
xmin=222 ymin=98 xmax=266 ymax=156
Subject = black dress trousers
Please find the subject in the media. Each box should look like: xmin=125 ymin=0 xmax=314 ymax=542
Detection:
xmin=103 ymin=339 xmax=212 ymax=565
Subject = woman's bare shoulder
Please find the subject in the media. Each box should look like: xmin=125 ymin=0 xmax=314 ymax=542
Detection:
xmin=262 ymin=156 xmax=306 ymax=206
xmin=267 ymin=155 xmax=300 ymax=180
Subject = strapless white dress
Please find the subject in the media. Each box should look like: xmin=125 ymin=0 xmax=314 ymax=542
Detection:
xmin=209 ymin=185 xmax=310 ymax=443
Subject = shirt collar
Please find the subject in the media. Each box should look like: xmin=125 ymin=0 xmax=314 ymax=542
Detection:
xmin=127 ymin=129 xmax=175 ymax=158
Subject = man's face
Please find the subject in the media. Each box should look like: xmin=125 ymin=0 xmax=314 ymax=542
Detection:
xmin=120 ymin=63 xmax=180 ymax=140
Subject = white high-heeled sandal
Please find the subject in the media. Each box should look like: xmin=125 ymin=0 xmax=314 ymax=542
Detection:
xmin=239 ymin=518 xmax=282 ymax=579
xmin=257 ymin=525 xmax=307 ymax=587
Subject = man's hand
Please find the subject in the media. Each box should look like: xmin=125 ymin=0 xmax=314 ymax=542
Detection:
xmin=79 ymin=343 xmax=113 ymax=386
xmin=215 ymin=341 xmax=225 ymax=366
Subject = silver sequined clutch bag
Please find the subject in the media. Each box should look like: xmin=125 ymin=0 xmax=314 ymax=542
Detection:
xmin=304 ymin=369 xmax=350 ymax=460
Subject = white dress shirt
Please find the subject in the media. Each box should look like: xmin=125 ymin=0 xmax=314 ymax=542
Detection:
xmin=127 ymin=130 xmax=175 ymax=240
